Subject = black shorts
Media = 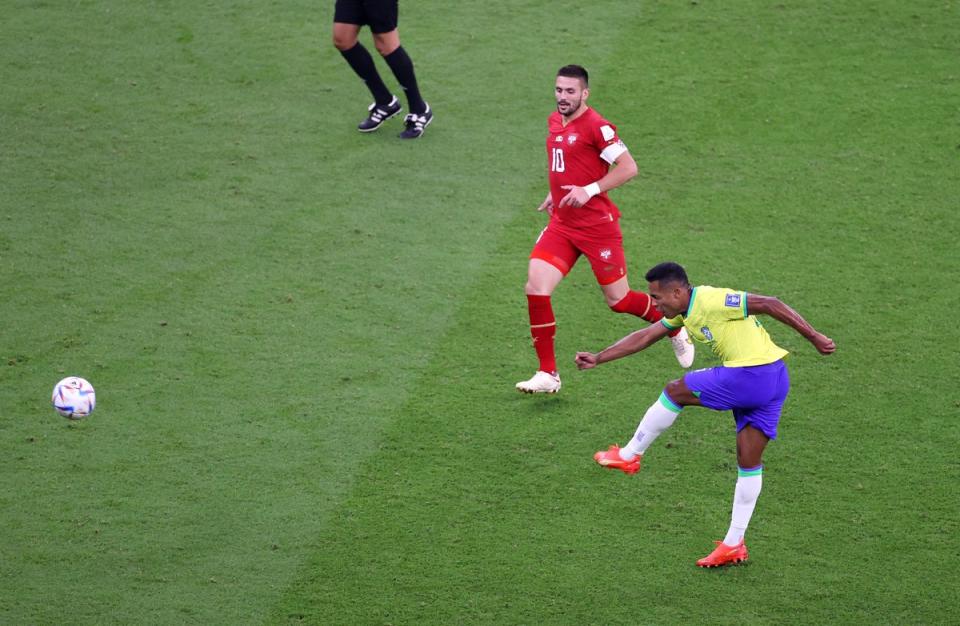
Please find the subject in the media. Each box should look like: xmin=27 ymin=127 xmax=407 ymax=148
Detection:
xmin=334 ymin=0 xmax=399 ymax=33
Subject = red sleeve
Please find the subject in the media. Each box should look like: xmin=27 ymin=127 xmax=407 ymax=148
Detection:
xmin=590 ymin=115 xmax=620 ymax=148
xmin=589 ymin=114 xmax=627 ymax=164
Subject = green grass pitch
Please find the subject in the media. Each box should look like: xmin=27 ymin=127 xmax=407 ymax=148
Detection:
xmin=2 ymin=0 xmax=958 ymax=623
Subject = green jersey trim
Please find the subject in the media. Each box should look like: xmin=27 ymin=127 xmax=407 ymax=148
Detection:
xmin=685 ymin=286 xmax=698 ymax=318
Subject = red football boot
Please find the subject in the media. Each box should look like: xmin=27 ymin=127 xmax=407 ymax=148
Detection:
xmin=593 ymin=445 xmax=641 ymax=475
xmin=696 ymin=540 xmax=749 ymax=568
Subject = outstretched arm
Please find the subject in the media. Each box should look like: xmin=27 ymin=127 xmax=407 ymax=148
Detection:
xmin=575 ymin=322 xmax=671 ymax=369
xmin=747 ymin=294 xmax=836 ymax=355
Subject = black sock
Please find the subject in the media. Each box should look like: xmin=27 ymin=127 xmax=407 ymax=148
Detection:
xmin=340 ymin=43 xmax=393 ymax=106
xmin=383 ymin=46 xmax=426 ymax=115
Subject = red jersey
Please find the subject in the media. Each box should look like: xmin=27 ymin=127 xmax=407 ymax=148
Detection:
xmin=546 ymin=107 xmax=628 ymax=229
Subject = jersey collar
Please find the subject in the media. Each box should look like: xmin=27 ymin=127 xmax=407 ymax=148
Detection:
xmin=684 ymin=286 xmax=698 ymax=318
xmin=560 ymin=105 xmax=591 ymax=128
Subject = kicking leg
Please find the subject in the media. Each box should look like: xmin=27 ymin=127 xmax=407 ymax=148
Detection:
xmin=594 ymin=378 xmax=695 ymax=473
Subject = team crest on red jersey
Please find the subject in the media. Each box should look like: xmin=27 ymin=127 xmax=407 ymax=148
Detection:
xmin=567 ymin=134 xmax=578 ymax=145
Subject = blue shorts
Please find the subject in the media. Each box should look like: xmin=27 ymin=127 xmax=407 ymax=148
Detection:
xmin=683 ymin=360 xmax=790 ymax=440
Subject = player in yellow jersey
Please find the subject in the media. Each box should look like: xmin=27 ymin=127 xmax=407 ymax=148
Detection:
xmin=575 ymin=261 xmax=835 ymax=567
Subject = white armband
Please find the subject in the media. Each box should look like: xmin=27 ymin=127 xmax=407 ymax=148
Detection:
xmin=600 ymin=141 xmax=628 ymax=164
xmin=584 ymin=182 xmax=601 ymax=198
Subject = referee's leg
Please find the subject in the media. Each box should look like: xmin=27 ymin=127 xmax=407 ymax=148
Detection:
xmin=374 ymin=29 xmax=427 ymax=117
xmin=333 ymin=22 xmax=395 ymax=110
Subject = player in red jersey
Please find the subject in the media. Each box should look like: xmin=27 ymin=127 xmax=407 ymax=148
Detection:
xmin=517 ymin=65 xmax=694 ymax=394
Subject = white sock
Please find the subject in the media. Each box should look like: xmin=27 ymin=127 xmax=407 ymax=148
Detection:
xmin=619 ymin=391 xmax=682 ymax=461
xmin=722 ymin=467 xmax=763 ymax=546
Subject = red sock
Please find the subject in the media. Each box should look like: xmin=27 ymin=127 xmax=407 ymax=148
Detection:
xmin=610 ymin=290 xmax=680 ymax=337
xmin=527 ymin=294 xmax=557 ymax=374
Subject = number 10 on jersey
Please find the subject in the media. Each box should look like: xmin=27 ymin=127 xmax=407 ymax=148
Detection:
xmin=551 ymin=147 xmax=565 ymax=172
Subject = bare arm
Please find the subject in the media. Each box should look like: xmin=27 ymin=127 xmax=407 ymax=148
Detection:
xmin=575 ymin=322 xmax=671 ymax=369
xmin=595 ymin=149 xmax=638 ymax=194
xmin=747 ymin=294 xmax=836 ymax=355
xmin=559 ymin=150 xmax=639 ymax=208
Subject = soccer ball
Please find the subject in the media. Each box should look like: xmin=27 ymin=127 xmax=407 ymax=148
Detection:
xmin=51 ymin=376 xmax=96 ymax=419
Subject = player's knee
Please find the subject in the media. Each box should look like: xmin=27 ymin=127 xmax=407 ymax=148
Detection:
xmin=608 ymin=296 xmax=628 ymax=312
xmin=663 ymin=379 xmax=690 ymax=405
xmin=332 ymin=35 xmax=354 ymax=51
xmin=332 ymin=21 xmax=362 ymax=50
xmin=524 ymin=272 xmax=553 ymax=296
xmin=735 ymin=425 xmax=769 ymax=467
xmin=372 ymin=33 xmax=400 ymax=56
xmin=525 ymin=280 xmax=549 ymax=296
xmin=736 ymin=448 xmax=764 ymax=469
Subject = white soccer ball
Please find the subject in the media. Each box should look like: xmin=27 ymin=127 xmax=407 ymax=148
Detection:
xmin=52 ymin=376 xmax=96 ymax=419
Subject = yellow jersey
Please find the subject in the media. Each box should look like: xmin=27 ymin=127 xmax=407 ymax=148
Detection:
xmin=661 ymin=286 xmax=788 ymax=367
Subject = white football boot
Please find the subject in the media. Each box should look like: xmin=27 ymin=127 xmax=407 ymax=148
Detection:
xmin=516 ymin=371 xmax=561 ymax=394
xmin=670 ymin=327 xmax=696 ymax=368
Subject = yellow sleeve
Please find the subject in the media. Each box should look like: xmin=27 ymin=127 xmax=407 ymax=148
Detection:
xmin=715 ymin=290 xmax=748 ymax=321
xmin=661 ymin=316 xmax=683 ymax=330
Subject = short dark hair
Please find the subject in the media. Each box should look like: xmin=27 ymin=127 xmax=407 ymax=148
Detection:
xmin=645 ymin=262 xmax=689 ymax=286
xmin=557 ymin=64 xmax=589 ymax=87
